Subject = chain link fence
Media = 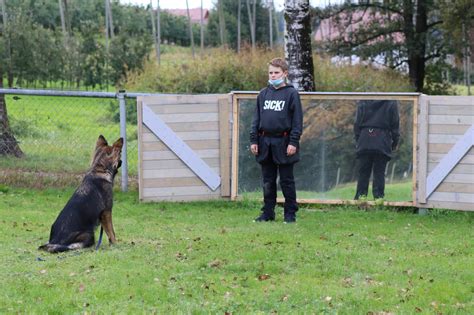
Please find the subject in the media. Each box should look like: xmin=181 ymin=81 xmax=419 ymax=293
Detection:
xmin=0 ymin=89 xmax=149 ymax=190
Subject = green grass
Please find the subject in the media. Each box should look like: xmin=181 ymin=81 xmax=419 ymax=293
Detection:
xmin=1 ymin=188 xmax=473 ymax=313
xmin=1 ymin=95 xmax=138 ymax=180
xmin=241 ymin=181 xmax=413 ymax=202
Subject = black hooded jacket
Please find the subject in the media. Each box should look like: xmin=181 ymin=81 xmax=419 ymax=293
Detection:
xmin=250 ymin=84 xmax=303 ymax=164
xmin=354 ymin=100 xmax=400 ymax=159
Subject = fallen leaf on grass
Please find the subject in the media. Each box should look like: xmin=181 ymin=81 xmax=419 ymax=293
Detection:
xmin=258 ymin=274 xmax=270 ymax=281
xmin=324 ymin=296 xmax=332 ymax=302
xmin=342 ymin=277 xmax=353 ymax=287
xmin=208 ymin=259 xmax=222 ymax=268
xmin=40 ymin=269 xmax=47 ymax=274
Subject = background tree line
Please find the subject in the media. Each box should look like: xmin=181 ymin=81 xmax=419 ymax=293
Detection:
xmin=0 ymin=0 xmax=279 ymax=90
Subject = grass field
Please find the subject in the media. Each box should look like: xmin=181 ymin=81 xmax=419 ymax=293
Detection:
xmin=241 ymin=181 xmax=413 ymax=202
xmin=1 ymin=187 xmax=472 ymax=313
xmin=0 ymin=94 xmax=138 ymax=184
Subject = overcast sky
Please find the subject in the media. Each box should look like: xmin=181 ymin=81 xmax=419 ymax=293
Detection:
xmin=120 ymin=0 xmax=342 ymax=10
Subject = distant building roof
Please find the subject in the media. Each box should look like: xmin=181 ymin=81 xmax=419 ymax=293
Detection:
xmin=314 ymin=10 xmax=404 ymax=43
xmin=165 ymin=8 xmax=209 ymax=24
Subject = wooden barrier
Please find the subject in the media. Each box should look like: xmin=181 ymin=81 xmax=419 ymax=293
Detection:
xmin=137 ymin=94 xmax=231 ymax=202
xmin=137 ymin=93 xmax=473 ymax=211
xmin=416 ymin=96 xmax=474 ymax=211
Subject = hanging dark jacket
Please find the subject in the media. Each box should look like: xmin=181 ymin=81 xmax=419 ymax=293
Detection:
xmin=354 ymin=100 xmax=400 ymax=159
xmin=250 ymin=84 xmax=303 ymax=165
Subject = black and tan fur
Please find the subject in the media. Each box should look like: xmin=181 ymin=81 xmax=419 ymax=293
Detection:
xmin=39 ymin=135 xmax=123 ymax=253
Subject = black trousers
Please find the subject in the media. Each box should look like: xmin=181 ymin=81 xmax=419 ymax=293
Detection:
xmin=261 ymin=158 xmax=298 ymax=215
xmin=355 ymin=153 xmax=389 ymax=199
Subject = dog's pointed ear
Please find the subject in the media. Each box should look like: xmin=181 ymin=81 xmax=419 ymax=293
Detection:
xmin=97 ymin=135 xmax=108 ymax=147
xmin=113 ymin=137 xmax=123 ymax=149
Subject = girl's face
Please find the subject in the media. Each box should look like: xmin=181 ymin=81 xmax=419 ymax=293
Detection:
xmin=268 ymin=65 xmax=287 ymax=80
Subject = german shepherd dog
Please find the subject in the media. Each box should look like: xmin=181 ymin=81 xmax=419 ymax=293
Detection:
xmin=39 ymin=135 xmax=123 ymax=253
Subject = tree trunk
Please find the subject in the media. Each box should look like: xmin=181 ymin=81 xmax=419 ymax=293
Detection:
xmin=284 ymin=0 xmax=315 ymax=91
xmin=106 ymin=0 xmax=114 ymax=39
xmin=218 ymin=0 xmax=226 ymax=46
xmin=200 ymin=0 xmax=204 ymax=54
xmin=246 ymin=0 xmax=256 ymax=51
xmin=156 ymin=0 xmax=161 ymax=65
xmin=186 ymin=0 xmax=195 ymax=58
xmin=404 ymin=0 xmax=427 ymax=92
xmin=237 ymin=0 xmax=241 ymax=53
xmin=0 ymin=68 xmax=23 ymax=157
xmin=269 ymin=0 xmax=273 ymax=50
xmin=150 ymin=0 xmax=160 ymax=64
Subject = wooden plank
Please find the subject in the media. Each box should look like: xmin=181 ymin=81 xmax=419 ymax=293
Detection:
xmin=141 ymin=194 xmax=222 ymax=202
xmin=142 ymin=158 xmax=220 ymax=170
xmin=148 ymin=103 xmax=218 ymax=114
xmin=142 ymin=140 xmax=220 ymax=151
xmin=428 ymin=151 xmax=474 ymax=164
xmin=418 ymin=200 xmax=473 ymax=211
xmin=231 ymin=93 xmax=240 ymax=200
xmin=429 ymin=191 xmax=474 ymax=203
xmin=144 ymin=122 xmax=219 ymax=132
xmin=436 ymin=182 xmax=474 ymax=194
xmin=429 ymin=124 xmax=472 ymax=134
xmin=299 ymin=95 xmax=418 ymax=101
xmin=142 ymin=167 xmax=220 ymax=179
xmin=428 ymin=134 xmax=463 ymax=144
xmin=417 ymin=95 xmax=429 ymax=204
xmin=425 ymin=96 xmax=474 ymax=106
xmin=149 ymin=113 xmax=218 ymax=124
xmin=219 ymin=97 xmax=231 ymax=197
xmin=412 ymin=96 xmax=419 ymax=204
xmin=143 ymin=177 xmax=204 ymax=188
xmin=429 ymin=105 xmax=474 ymax=116
xmin=428 ymin=162 xmax=474 ymax=174
xmin=426 ymin=125 xmax=474 ymax=198
xmin=143 ymin=104 xmax=221 ymax=191
xmin=428 ymin=143 xmax=454 ymax=154
xmin=275 ymin=198 xmax=413 ymax=207
xmin=428 ymin=115 xmax=474 ymax=125
xmin=443 ymin=173 xmax=474 ymax=184
xmin=137 ymin=99 xmax=144 ymax=201
xmin=142 ymin=185 xmax=221 ymax=197
xmin=142 ymin=131 xmax=220 ymax=142
xmin=143 ymin=149 xmax=219 ymax=160
xmin=142 ymin=94 xmax=227 ymax=105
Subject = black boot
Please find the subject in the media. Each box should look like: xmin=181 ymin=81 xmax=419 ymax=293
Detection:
xmin=283 ymin=209 xmax=296 ymax=224
xmin=254 ymin=208 xmax=275 ymax=222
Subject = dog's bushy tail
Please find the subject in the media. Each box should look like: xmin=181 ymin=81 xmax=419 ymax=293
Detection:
xmin=38 ymin=242 xmax=85 ymax=253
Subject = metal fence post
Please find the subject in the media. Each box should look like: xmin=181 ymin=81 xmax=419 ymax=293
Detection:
xmin=117 ymin=90 xmax=128 ymax=192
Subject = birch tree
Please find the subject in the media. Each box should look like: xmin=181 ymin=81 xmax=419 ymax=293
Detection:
xmin=186 ymin=0 xmax=195 ymax=58
xmin=200 ymin=0 xmax=204 ymax=54
xmin=284 ymin=0 xmax=315 ymax=91
xmin=156 ymin=0 xmax=161 ymax=64
xmin=246 ymin=0 xmax=256 ymax=51
xmin=150 ymin=0 xmax=161 ymax=64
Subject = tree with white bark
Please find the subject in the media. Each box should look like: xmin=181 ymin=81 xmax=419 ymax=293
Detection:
xmin=284 ymin=0 xmax=315 ymax=91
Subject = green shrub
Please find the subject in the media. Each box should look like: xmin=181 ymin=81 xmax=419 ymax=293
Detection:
xmin=124 ymin=46 xmax=413 ymax=93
